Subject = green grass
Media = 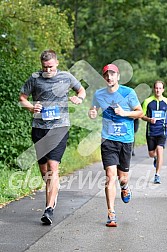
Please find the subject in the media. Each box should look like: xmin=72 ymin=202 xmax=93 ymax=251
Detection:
xmin=0 ymin=120 xmax=146 ymax=206
xmin=59 ymin=146 xmax=101 ymax=176
xmin=135 ymin=119 xmax=147 ymax=146
xmin=0 ymin=146 xmax=101 ymax=206
xmin=0 ymin=165 xmax=44 ymax=206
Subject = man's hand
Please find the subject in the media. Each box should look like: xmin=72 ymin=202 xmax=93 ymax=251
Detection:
xmin=150 ymin=118 xmax=156 ymax=124
xmin=34 ymin=101 xmax=42 ymax=113
xmin=88 ymin=106 xmax=97 ymax=119
xmin=114 ymin=104 xmax=126 ymax=117
xmin=69 ymin=96 xmax=83 ymax=104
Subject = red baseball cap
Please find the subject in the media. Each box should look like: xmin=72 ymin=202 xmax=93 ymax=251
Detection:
xmin=102 ymin=64 xmax=119 ymax=74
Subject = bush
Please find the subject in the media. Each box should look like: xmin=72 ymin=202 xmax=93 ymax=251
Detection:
xmin=0 ymin=57 xmax=90 ymax=170
xmin=0 ymin=57 xmax=36 ymax=169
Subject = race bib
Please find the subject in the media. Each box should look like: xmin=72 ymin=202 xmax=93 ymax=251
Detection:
xmin=42 ymin=106 xmax=60 ymax=120
xmin=108 ymin=122 xmax=127 ymax=136
xmin=152 ymin=110 xmax=166 ymax=120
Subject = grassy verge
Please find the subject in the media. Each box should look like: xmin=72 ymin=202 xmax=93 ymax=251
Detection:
xmin=0 ymin=119 xmax=146 ymax=206
xmin=0 ymin=147 xmax=101 ymax=206
xmin=135 ymin=119 xmax=146 ymax=146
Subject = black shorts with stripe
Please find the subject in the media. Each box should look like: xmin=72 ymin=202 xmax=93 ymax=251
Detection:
xmin=32 ymin=127 xmax=69 ymax=164
xmin=101 ymin=139 xmax=132 ymax=172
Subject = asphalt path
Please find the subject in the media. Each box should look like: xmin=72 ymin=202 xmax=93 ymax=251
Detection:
xmin=0 ymin=144 xmax=167 ymax=252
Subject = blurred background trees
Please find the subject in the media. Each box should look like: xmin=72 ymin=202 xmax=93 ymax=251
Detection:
xmin=1 ymin=0 xmax=167 ymax=169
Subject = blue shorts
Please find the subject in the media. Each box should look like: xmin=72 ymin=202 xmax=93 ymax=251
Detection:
xmin=32 ymin=127 xmax=69 ymax=164
xmin=101 ymin=139 xmax=132 ymax=172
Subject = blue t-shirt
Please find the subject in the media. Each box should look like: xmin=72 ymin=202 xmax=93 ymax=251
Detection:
xmin=92 ymin=85 xmax=140 ymax=143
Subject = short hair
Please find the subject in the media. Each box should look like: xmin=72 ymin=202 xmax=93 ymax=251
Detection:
xmin=154 ymin=80 xmax=166 ymax=89
xmin=40 ymin=49 xmax=57 ymax=62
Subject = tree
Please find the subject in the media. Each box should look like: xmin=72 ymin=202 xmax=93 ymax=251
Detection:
xmin=0 ymin=0 xmax=74 ymax=168
xmin=48 ymin=0 xmax=167 ymax=79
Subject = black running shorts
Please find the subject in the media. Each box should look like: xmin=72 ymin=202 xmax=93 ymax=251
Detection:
xmin=146 ymin=135 xmax=166 ymax=151
xmin=32 ymin=127 xmax=69 ymax=164
xmin=101 ymin=139 xmax=132 ymax=172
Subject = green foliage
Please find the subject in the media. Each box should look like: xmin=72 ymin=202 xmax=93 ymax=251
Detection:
xmin=0 ymin=0 xmax=74 ymax=66
xmin=59 ymin=145 xmax=101 ymax=176
xmin=68 ymin=125 xmax=91 ymax=147
xmin=0 ymin=165 xmax=43 ymax=205
xmin=0 ymin=0 xmax=74 ymax=169
xmin=0 ymin=58 xmax=33 ymax=169
xmin=56 ymin=0 xmax=167 ymax=83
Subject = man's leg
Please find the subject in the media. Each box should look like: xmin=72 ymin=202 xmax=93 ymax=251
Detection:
xmin=39 ymin=163 xmax=48 ymax=178
xmin=105 ymin=165 xmax=117 ymax=227
xmin=40 ymin=160 xmax=60 ymax=225
xmin=150 ymin=145 xmax=164 ymax=184
xmin=155 ymin=145 xmax=163 ymax=174
xmin=132 ymin=135 xmax=136 ymax=156
xmin=105 ymin=165 xmax=117 ymax=212
xmin=148 ymin=148 xmax=159 ymax=169
xmin=39 ymin=160 xmax=60 ymax=208
xmin=147 ymin=136 xmax=157 ymax=168
xmin=45 ymin=160 xmax=60 ymax=208
xmin=118 ymin=169 xmax=129 ymax=188
xmin=118 ymin=169 xmax=131 ymax=203
xmin=148 ymin=149 xmax=156 ymax=159
xmin=148 ymin=136 xmax=166 ymax=183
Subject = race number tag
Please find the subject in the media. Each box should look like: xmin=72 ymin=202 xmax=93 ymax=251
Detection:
xmin=42 ymin=106 xmax=60 ymax=120
xmin=152 ymin=110 xmax=166 ymax=120
xmin=108 ymin=122 xmax=127 ymax=136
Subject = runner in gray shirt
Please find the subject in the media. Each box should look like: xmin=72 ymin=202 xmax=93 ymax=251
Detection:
xmin=19 ymin=49 xmax=86 ymax=225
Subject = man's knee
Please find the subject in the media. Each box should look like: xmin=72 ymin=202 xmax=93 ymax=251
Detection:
xmin=148 ymin=151 xmax=156 ymax=158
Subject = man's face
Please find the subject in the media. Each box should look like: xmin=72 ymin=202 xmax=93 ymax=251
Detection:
xmin=154 ymin=82 xmax=164 ymax=98
xmin=103 ymin=70 xmax=119 ymax=88
xmin=41 ymin=58 xmax=58 ymax=78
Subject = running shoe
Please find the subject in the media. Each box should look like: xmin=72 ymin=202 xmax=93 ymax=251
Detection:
xmin=153 ymin=157 xmax=157 ymax=168
xmin=121 ymin=188 xmax=132 ymax=203
xmin=154 ymin=174 xmax=161 ymax=184
xmin=41 ymin=207 xmax=53 ymax=225
xmin=106 ymin=211 xmax=117 ymax=227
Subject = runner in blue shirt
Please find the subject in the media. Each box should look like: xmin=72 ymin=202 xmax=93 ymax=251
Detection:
xmin=142 ymin=80 xmax=167 ymax=184
xmin=89 ymin=63 xmax=143 ymax=227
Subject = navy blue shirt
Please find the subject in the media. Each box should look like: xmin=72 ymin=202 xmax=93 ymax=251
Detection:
xmin=142 ymin=95 xmax=167 ymax=136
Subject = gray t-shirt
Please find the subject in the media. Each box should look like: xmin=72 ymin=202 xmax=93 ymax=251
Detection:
xmin=20 ymin=70 xmax=81 ymax=129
